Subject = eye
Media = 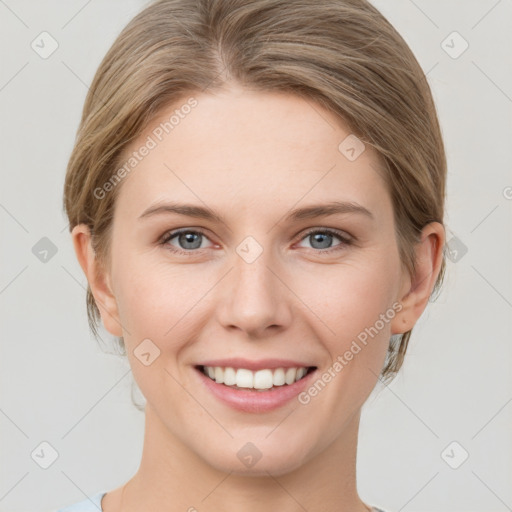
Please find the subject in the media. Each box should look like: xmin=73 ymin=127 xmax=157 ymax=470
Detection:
xmin=159 ymin=229 xmax=214 ymax=255
xmin=296 ymin=228 xmax=352 ymax=254
xmin=159 ymin=227 xmax=353 ymax=256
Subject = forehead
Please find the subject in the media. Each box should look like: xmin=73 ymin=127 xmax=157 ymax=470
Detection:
xmin=114 ymin=86 xmax=389 ymax=220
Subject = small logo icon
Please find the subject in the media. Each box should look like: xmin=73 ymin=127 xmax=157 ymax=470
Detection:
xmin=31 ymin=31 xmax=59 ymax=59
xmin=236 ymin=236 xmax=263 ymax=264
xmin=441 ymin=440 xmax=469 ymax=469
xmin=134 ymin=338 xmax=161 ymax=366
xmin=31 ymin=441 xmax=59 ymax=469
xmin=32 ymin=237 xmax=58 ymax=263
xmin=445 ymin=236 xmax=468 ymax=263
xmin=338 ymin=134 xmax=366 ymax=161
xmin=237 ymin=442 xmax=262 ymax=468
xmin=441 ymin=31 xmax=469 ymax=59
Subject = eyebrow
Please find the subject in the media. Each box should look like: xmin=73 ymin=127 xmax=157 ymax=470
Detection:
xmin=138 ymin=200 xmax=374 ymax=223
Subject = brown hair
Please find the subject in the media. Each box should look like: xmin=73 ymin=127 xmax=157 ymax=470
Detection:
xmin=63 ymin=0 xmax=446 ymax=384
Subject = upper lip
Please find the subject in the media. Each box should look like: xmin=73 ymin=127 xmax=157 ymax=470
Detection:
xmin=196 ymin=358 xmax=316 ymax=371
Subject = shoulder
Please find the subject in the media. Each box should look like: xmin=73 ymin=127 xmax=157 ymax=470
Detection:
xmin=53 ymin=491 xmax=107 ymax=512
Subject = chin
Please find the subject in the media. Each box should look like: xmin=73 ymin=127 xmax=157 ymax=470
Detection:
xmin=195 ymin=435 xmax=313 ymax=477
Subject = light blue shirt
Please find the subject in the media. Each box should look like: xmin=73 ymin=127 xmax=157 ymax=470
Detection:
xmin=54 ymin=491 xmax=106 ymax=511
xmin=54 ymin=491 xmax=389 ymax=512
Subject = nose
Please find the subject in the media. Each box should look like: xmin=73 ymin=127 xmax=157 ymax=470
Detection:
xmin=215 ymin=246 xmax=293 ymax=338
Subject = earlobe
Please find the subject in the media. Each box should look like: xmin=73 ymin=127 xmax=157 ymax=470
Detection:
xmin=71 ymin=224 xmax=123 ymax=337
xmin=390 ymin=222 xmax=445 ymax=335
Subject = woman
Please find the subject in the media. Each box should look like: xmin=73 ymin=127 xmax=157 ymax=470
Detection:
xmin=57 ymin=0 xmax=446 ymax=510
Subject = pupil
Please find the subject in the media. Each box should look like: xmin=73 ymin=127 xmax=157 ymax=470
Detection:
xmin=312 ymin=233 xmax=331 ymax=249
xmin=180 ymin=232 xmax=201 ymax=249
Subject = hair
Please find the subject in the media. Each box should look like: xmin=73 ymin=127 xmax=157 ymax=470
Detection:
xmin=63 ymin=0 xmax=446 ymax=386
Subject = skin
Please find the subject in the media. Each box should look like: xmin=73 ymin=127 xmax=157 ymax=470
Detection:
xmin=72 ymin=83 xmax=445 ymax=512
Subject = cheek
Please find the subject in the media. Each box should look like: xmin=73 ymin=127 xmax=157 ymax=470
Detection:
xmin=307 ymin=253 xmax=402 ymax=373
xmin=112 ymin=255 xmax=217 ymax=354
xmin=116 ymin=269 xmax=189 ymax=334
xmin=112 ymin=259 xmax=197 ymax=398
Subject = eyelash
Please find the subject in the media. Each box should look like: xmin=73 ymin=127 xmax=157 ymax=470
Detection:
xmin=159 ymin=227 xmax=353 ymax=256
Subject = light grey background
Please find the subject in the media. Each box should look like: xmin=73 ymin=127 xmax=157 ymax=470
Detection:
xmin=1 ymin=1 xmax=511 ymax=511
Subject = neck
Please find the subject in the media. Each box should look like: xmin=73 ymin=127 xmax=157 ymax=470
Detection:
xmin=117 ymin=405 xmax=371 ymax=512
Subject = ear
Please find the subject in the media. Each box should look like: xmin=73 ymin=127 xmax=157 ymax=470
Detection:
xmin=391 ymin=222 xmax=445 ymax=335
xmin=71 ymin=224 xmax=123 ymax=337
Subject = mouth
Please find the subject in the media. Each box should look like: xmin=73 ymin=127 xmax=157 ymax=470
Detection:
xmin=196 ymin=365 xmax=317 ymax=392
xmin=193 ymin=361 xmax=318 ymax=413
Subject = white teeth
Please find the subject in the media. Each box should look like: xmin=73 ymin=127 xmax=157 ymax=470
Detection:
xmin=235 ymin=369 xmax=253 ymax=388
xmin=273 ymin=368 xmax=285 ymax=386
xmin=253 ymin=369 xmax=273 ymax=389
xmin=214 ymin=366 xmax=224 ymax=384
xmin=296 ymin=367 xmax=307 ymax=381
xmin=201 ymin=366 xmax=311 ymax=389
xmin=223 ymin=367 xmax=237 ymax=386
xmin=285 ymin=367 xmax=297 ymax=385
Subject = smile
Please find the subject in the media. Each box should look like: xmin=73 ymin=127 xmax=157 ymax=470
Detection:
xmin=199 ymin=365 xmax=316 ymax=391
xmin=194 ymin=362 xmax=318 ymax=413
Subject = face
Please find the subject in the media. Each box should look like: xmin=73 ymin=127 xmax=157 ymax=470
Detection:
xmin=92 ymin=84 xmax=411 ymax=475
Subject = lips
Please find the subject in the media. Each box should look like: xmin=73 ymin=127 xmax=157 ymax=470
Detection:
xmin=193 ymin=358 xmax=318 ymax=413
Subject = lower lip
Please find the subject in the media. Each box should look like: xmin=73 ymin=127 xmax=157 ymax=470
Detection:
xmin=195 ymin=368 xmax=317 ymax=413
